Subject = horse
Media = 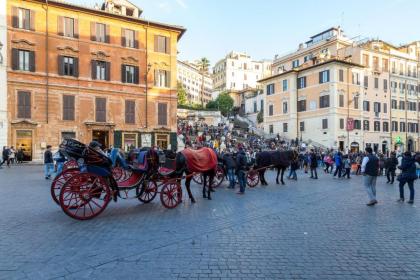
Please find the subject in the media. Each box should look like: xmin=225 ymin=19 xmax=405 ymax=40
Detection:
xmin=171 ymin=147 xmax=217 ymax=203
xmin=255 ymin=150 xmax=298 ymax=185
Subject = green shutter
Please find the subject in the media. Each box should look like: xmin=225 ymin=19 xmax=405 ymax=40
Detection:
xmin=170 ymin=132 xmax=177 ymax=151
xmin=114 ymin=131 xmax=122 ymax=148
xmin=137 ymin=132 xmax=141 ymax=147
xmin=151 ymin=133 xmax=155 ymax=147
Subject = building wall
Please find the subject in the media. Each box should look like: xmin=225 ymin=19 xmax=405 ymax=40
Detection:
xmin=0 ymin=0 xmax=7 ymax=149
xmin=177 ymin=60 xmax=213 ymax=105
xmin=7 ymin=0 xmax=183 ymax=160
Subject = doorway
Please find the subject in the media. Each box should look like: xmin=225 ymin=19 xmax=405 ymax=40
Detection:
xmin=407 ymin=139 xmax=413 ymax=152
xmin=156 ymin=134 xmax=169 ymax=150
xmin=382 ymin=141 xmax=388 ymax=155
xmin=339 ymin=141 xmax=344 ymax=151
xmin=92 ymin=130 xmax=109 ymax=149
xmin=16 ymin=130 xmax=32 ymax=161
xmin=350 ymin=142 xmax=359 ymax=153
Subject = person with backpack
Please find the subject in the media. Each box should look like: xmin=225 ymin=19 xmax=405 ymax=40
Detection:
xmin=361 ymin=147 xmax=379 ymax=206
xmin=223 ymin=152 xmax=236 ymax=189
xmin=396 ymin=151 xmax=417 ymax=204
xmin=385 ymin=152 xmax=398 ymax=184
xmin=235 ymin=144 xmax=247 ymax=195
xmin=44 ymin=145 xmax=54 ymax=179
xmin=333 ymin=151 xmax=343 ymax=178
xmin=309 ymin=149 xmax=318 ymax=179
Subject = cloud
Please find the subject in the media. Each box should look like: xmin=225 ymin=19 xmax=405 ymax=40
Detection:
xmin=157 ymin=1 xmax=171 ymax=13
xmin=157 ymin=0 xmax=187 ymax=14
xmin=175 ymin=0 xmax=188 ymax=9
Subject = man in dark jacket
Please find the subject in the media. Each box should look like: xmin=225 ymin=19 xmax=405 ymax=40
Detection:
xmin=361 ymin=147 xmax=379 ymax=206
xmin=309 ymin=149 xmax=318 ymax=179
xmin=44 ymin=145 xmax=54 ymax=179
xmin=223 ymin=152 xmax=236 ymax=189
xmin=236 ymin=145 xmax=247 ymax=194
xmin=0 ymin=146 xmax=10 ymax=168
xmin=385 ymin=152 xmax=398 ymax=184
xmin=397 ymin=152 xmax=417 ymax=204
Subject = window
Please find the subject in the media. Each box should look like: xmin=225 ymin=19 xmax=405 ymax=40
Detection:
xmin=391 ymin=99 xmax=397 ymax=109
xmin=297 ymin=77 xmax=306 ymax=89
xmin=253 ymin=102 xmax=257 ymax=113
xmin=319 ymin=95 xmax=330 ymax=108
xmin=58 ymin=56 xmax=78 ymax=77
xmin=260 ymin=100 xmax=263 ymax=111
xmin=17 ymin=91 xmax=31 ymax=119
xmin=354 ymin=120 xmax=361 ymax=130
xmin=300 ymin=121 xmax=304 ymax=132
xmin=62 ymin=132 xmax=76 ymax=141
xmin=383 ymin=122 xmax=389 ymax=132
xmin=122 ymin=28 xmax=136 ymax=48
xmin=363 ymin=54 xmax=369 ymax=67
xmin=353 ymin=96 xmax=359 ymax=109
xmin=382 ymin=58 xmax=388 ymax=72
xmin=95 ymin=98 xmax=106 ymax=122
xmin=125 ymin=100 xmax=135 ymax=124
xmin=12 ymin=7 xmax=32 ymax=30
xmin=92 ymin=60 xmax=110 ymax=81
xmin=363 ymin=101 xmax=370 ymax=112
xmin=292 ymin=59 xmax=299 ymax=68
xmin=282 ymin=79 xmax=288 ymax=91
xmin=400 ymin=122 xmax=406 ymax=132
xmin=12 ymin=49 xmax=35 ymax=72
xmin=319 ymin=70 xmax=330 ymax=83
xmin=63 ymin=17 xmax=75 ymax=37
xmin=339 ymin=118 xmax=344 ymax=129
xmin=383 ymin=79 xmax=388 ymax=92
xmin=373 ymin=56 xmax=379 ymax=70
xmin=283 ymin=102 xmax=288 ymax=114
xmin=383 ymin=103 xmax=387 ymax=114
xmin=339 ymin=95 xmax=344 ymax=107
xmin=322 ymin=119 xmax=328 ymax=129
xmin=155 ymin=35 xmax=170 ymax=54
xmin=391 ymin=121 xmax=398 ymax=132
xmin=352 ymin=72 xmax=360 ymax=85
xmin=268 ymin=105 xmax=273 ymax=116
xmin=297 ymin=100 xmax=306 ymax=112
xmin=266 ymin=83 xmax=275 ymax=95
xmin=399 ymin=100 xmax=405 ymax=110
xmin=373 ymin=102 xmax=381 ymax=113
xmin=269 ymin=125 xmax=273 ymax=134
xmin=121 ymin=65 xmax=139 ymax=84
xmin=374 ymin=121 xmax=380 ymax=132
xmin=339 ymin=69 xmax=344 ymax=82
xmin=155 ymin=70 xmax=170 ymax=87
xmin=92 ymin=22 xmax=108 ymax=43
xmin=364 ymin=76 xmax=368 ymax=88
xmin=283 ymin=123 xmax=288 ymax=132
xmin=63 ymin=95 xmax=75 ymax=121
xmin=374 ymin=78 xmax=379 ymax=89
xmin=363 ymin=120 xmax=370 ymax=131
xmin=158 ymin=103 xmax=168 ymax=126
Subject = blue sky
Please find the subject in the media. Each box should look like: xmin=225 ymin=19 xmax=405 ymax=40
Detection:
xmin=75 ymin=0 xmax=420 ymax=66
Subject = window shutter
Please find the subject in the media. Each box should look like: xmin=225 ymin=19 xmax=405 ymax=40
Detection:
xmin=73 ymin=57 xmax=79 ymax=77
xmin=69 ymin=96 xmax=75 ymax=120
xmin=29 ymin=10 xmax=35 ymax=31
xmin=90 ymin=22 xmax=96 ymax=41
xmin=17 ymin=92 xmax=24 ymax=118
xmin=134 ymin=66 xmax=139 ymax=84
xmin=105 ymin=62 xmax=111 ymax=81
xmin=57 ymin=55 xmax=64 ymax=75
xmin=29 ymin=51 xmax=35 ymax=72
xmin=165 ymin=70 xmax=170 ymax=87
xmin=121 ymin=28 xmax=126 ymax=46
xmin=165 ymin=37 xmax=170 ymax=54
xmin=134 ymin=31 xmax=139 ymax=49
xmin=154 ymin=69 xmax=158 ymax=86
xmin=74 ymin=19 xmax=79 ymax=38
xmin=121 ymin=64 xmax=126 ymax=83
xmin=57 ymin=16 xmax=64 ymax=36
xmin=12 ymin=49 xmax=18 ymax=70
xmin=105 ymin=25 xmax=110 ymax=43
xmin=24 ymin=92 xmax=31 ymax=118
xmin=12 ymin=7 xmax=18 ymax=28
xmin=327 ymin=70 xmax=330 ymax=82
xmin=91 ymin=60 xmax=97 ymax=79
xmin=154 ymin=35 xmax=158 ymax=52
xmin=319 ymin=72 xmax=322 ymax=83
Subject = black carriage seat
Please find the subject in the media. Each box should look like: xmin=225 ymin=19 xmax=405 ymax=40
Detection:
xmin=158 ymin=166 xmax=175 ymax=176
xmin=158 ymin=157 xmax=177 ymax=176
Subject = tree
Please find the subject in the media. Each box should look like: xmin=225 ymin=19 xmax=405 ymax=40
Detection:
xmin=177 ymin=82 xmax=187 ymax=105
xmin=196 ymin=57 xmax=211 ymax=108
xmin=206 ymin=100 xmax=218 ymax=109
xmin=216 ymin=92 xmax=234 ymax=116
xmin=257 ymin=110 xmax=264 ymax=123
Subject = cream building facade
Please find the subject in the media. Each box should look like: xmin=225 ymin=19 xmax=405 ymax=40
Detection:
xmin=0 ymin=0 xmax=7 ymax=149
xmin=263 ymin=27 xmax=420 ymax=153
xmin=177 ymin=60 xmax=213 ymax=105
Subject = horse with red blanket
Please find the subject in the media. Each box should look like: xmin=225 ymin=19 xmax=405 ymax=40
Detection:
xmin=174 ymin=147 xmax=217 ymax=202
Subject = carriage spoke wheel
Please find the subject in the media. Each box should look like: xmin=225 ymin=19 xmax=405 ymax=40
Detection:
xmin=51 ymin=169 xmax=79 ymax=205
xmin=137 ymin=180 xmax=157 ymax=203
xmin=247 ymin=170 xmax=259 ymax=188
xmin=160 ymin=182 xmax=182 ymax=209
xmin=212 ymin=166 xmax=225 ymax=188
xmin=59 ymin=173 xmax=111 ymax=220
xmin=192 ymin=173 xmax=203 ymax=184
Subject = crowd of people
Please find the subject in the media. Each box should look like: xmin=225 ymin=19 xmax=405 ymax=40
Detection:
xmin=0 ymin=146 xmax=24 ymax=168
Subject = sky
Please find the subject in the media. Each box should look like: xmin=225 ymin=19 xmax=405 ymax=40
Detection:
xmin=74 ymin=0 xmax=420 ymax=66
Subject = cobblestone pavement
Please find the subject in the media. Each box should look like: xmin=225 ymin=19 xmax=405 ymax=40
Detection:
xmin=0 ymin=165 xmax=419 ymax=280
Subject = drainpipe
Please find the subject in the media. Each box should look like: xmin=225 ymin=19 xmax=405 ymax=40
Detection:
xmin=405 ymin=79 xmax=408 ymax=151
xmin=44 ymin=0 xmax=49 ymax=124
xmin=145 ymin=24 xmax=149 ymax=129
xmin=295 ymin=73 xmax=299 ymax=144
xmin=389 ymin=49 xmax=392 ymax=151
xmin=346 ymin=66 xmax=350 ymax=152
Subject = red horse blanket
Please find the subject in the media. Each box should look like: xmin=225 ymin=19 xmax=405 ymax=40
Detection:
xmin=181 ymin=148 xmax=217 ymax=173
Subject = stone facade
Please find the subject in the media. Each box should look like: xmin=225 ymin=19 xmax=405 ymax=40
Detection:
xmin=0 ymin=0 xmax=7 ymax=149
xmin=177 ymin=60 xmax=213 ymax=105
xmin=7 ymin=0 xmax=185 ymax=160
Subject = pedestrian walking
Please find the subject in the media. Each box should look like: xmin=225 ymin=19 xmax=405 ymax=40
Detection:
xmin=355 ymin=155 xmax=362 ymax=175
xmin=309 ymin=149 xmax=318 ymax=179
xmin=385 ymin=152 xmax=398 ymax=184
xmin=342 ymin=155 xmax=351 ymax=179
xmin=333 ymin=151 xmax=343 ymax=178
xmin=44 ymin=145 xmax=54 ymax=179
xmin=361 ymin=147 xmax=379 ymax=206
xmin=9 ymin=146 xmax=16 ymax=165
xmin=16 ymin=148 xmax=24 ymax=164
xmin=0 ymin=146 xmax=11 ymax=168
xmin=396 ymin=151 xmax=417 ymax=204
xmin=288 ymin=158 xmax=299 ymax=180
xmin=54 ymin=149 xmax=66 ymax=177
xmin=235 ymin=145 xmax=247 ymax=195
xmin=223 ymin=152 xmax=236 ymax=189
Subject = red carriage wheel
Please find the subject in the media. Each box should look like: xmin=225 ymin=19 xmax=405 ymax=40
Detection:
xmin=160 ymin=182 xmax=182 ymax=209
xmin=211 ymin=165 xmax=225 ymax=188
xmin=59 ymin=173 xmax=111 ymax=220
xmin=246 ymin=170 xmax=259 ymax=188
xmin=137 ymin=180 xmax=157 ymax=203
xmin=192 ymin=173 xmax=203 ymax=184
xmin=51 ymin=169 xmax=79 ymax=205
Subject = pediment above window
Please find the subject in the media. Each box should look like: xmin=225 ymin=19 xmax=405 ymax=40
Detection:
xmin=121 ymin=56 xmax=139 ymax=65
xmin=57 ymin=46 xmax=79 ymax=56
xmin=91 ymin=51 xmax=110 ymax=61
xmin=11 ymin=39 xmax=35 ymax=50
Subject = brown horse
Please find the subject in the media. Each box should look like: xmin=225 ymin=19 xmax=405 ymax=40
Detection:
xmin=255 ymin=150 xmax=298 ymax=185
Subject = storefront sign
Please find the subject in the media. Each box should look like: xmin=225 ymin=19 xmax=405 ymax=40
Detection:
xmin=141 ymin=133 xmax=152 ymax=147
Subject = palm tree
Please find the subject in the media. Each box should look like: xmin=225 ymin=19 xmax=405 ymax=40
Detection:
xmin=196 ymin=57 xmax=210 ymax=108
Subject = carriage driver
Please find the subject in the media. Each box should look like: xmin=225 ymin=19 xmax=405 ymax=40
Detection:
xmin=236 ymin=144 xmax=247 ymax=195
